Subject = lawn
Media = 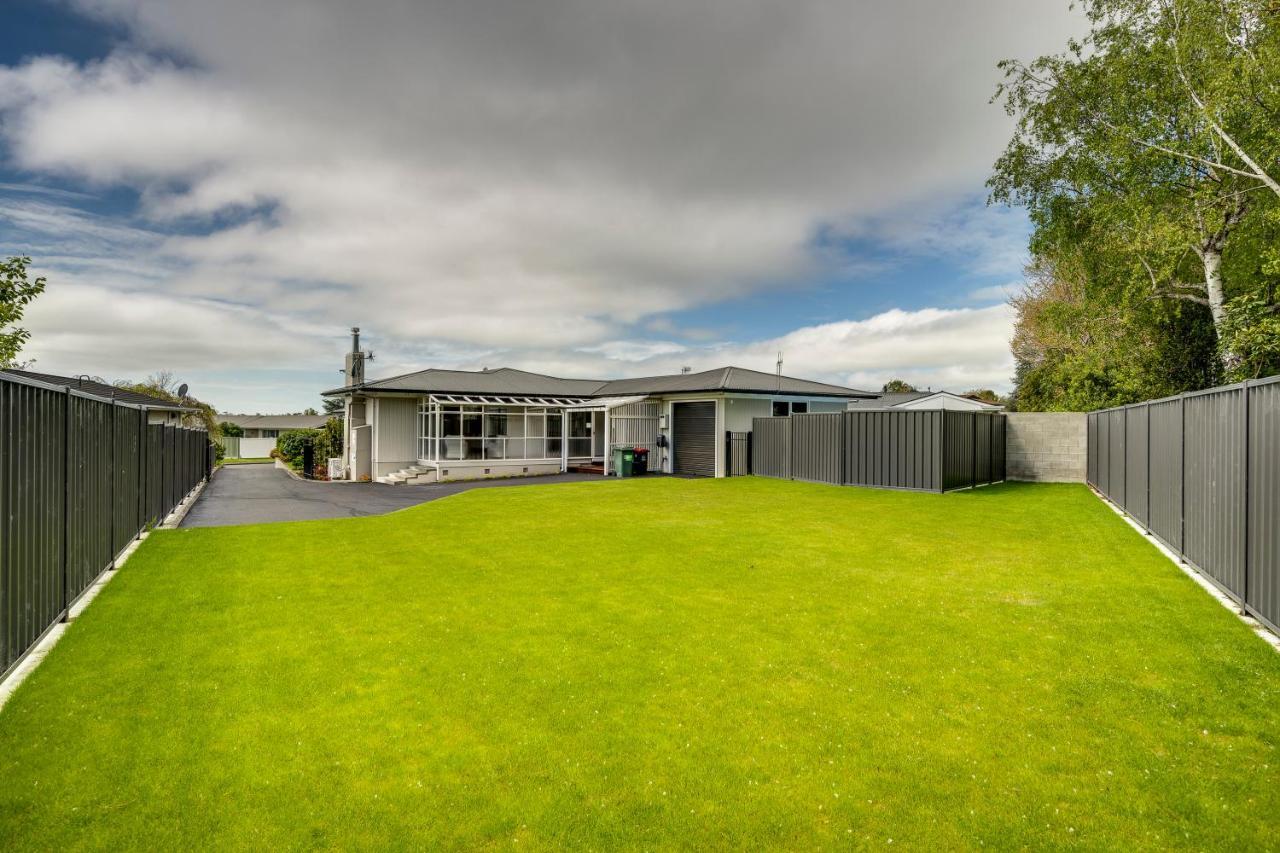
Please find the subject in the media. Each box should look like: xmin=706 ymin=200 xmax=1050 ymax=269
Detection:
xmin=219 ymin=457 xmax=273 ymax=465
xmin=1 ymin=478 xmax=1277 ymax=849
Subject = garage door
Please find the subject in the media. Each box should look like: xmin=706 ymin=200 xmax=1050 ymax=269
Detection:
xmin=673 ymin=401 xmax=716 ymax=477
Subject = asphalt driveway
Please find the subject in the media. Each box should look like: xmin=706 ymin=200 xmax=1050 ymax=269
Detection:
xmin=181 ymin=464 xmax=603 ymax=528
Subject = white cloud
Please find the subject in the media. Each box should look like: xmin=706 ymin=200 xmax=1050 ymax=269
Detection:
xmin=0 ymin=0 xmax=1079 ymax=406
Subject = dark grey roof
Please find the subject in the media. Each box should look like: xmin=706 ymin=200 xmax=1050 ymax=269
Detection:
xmin=1 ymin=369 xmax=192 ymax=409
xmin=325 ymin=365 xmax=872 ymax=399
xmin=219 ymin=413 xmax=332 ymax=430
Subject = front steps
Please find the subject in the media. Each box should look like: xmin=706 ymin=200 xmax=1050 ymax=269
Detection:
xmin=378 ymin=465 xmax=438 ymax=485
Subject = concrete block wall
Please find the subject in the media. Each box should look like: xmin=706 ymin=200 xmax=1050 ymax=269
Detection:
xmin=1005 ymin=412 xmax=1087 ymax=482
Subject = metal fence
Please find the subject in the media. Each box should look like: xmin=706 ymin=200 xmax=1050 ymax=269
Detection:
xmin=751 ymin=410 xmax=1006 ymax=492
xmin=1087 ymin=375 xmax=1280 ymax=634
xmin=725 ymin=431 xmax=750 ymax=477
xmin=1 ymin=372 xmax=213 ymax=679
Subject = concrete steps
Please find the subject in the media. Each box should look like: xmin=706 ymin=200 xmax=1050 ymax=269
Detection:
xmin=379 ymin=465 xmax=437 ymax=485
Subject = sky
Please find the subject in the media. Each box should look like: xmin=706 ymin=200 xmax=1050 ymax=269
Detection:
xmin=0 ymin=0 xmax=1084 ymax=414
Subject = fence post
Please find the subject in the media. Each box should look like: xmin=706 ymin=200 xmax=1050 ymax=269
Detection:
xmin=971 ymin=412 xmax=977 ymax=490
xmin=62 ymin=387 xmax=71 ymax=622
xmin=1179 ymin=393 xmax=1187 ymax=562
xmin=109 ymin=398 xmax=117 ymax=568
xmin=1241 ymin=380 xmax=1250 ymax=616
xmin=746 ymin=430 xmax=753 ymax=475
xmin=1145 ymin=402 xmax=1152 ymax=534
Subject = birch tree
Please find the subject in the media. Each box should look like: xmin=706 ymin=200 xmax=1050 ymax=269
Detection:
xmin=990 ymin=0 xmax=1280 ymax=373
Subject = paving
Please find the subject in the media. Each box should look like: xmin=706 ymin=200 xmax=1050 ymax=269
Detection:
xmin=181 ymin=463 xmax=605 ymax=528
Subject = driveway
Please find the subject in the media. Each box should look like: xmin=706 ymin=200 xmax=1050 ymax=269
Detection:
xmin=181 ymin=464 xmax=604 ymax=528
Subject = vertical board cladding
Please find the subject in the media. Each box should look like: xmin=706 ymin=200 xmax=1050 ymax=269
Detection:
xmin=942 ymin=410 xmax=974 ymax=491
xmin=0 ymin=372 xmax=211 ymax=678
xmin=789 ymin=413 xmax=842 ymax=484
xmin=1086 ymin=413 xmax=1099 ymax=486
xmin=1107 ymin=409 xmax=1127 ymax=506
xmin=1146 ymin=399 xmax=1183 ymax=550
xmin=1183 ymin=389 xmax=1246 ymax=599
xmin=751 ymin=417 xmax=790 ymax=479
xmin=991 ymin=415 xmax=1007 ymax=482
xmin=1096 ymin=412 xmax=1110 ymax=496
xmin=1248 ymin=380 xmax=1280 ymax=632
xmin=1124 ymin=404 xmax=1150 ymax=528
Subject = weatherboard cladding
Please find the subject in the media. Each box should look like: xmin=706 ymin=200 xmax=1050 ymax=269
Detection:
xmin=327 ymin=365 xmax=869 ymax=399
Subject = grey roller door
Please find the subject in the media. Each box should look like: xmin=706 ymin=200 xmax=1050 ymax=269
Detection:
xmin=673 ymin=401 xmax=716 ymax=477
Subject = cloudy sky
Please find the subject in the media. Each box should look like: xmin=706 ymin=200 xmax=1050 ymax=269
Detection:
xmin=0 ymin=0 xmax=1082 ymax=413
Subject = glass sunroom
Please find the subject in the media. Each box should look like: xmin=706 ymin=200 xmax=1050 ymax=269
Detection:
xmin=415 ymin=394 xmax=657 ymax=473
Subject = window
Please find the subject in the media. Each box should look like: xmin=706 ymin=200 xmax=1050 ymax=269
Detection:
xmin=416 ymin=400 xmax=569 ymax=462
xmin=772 ymin=401 xmax=809 ymax=416
xmin=261 ymin=429 xmax=280 ymax=438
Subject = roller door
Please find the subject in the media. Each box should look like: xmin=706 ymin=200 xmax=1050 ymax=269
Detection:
xmin=673 ymin=401 xmax=716 ymax=477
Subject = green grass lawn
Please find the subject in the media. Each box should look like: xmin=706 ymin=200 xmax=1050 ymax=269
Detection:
xmin=219 ymin=457 xmax=273 ymax=465
xmin=1 ymin=478 xmax=1277 ymax=849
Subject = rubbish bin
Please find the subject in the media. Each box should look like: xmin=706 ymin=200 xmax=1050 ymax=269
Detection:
xmin=632 ymin=447 xmax=649 ymax=475
xmin=610 ymin=447 xmax=634 ymax=477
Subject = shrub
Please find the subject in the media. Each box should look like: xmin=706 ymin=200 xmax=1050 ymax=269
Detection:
xmin=218 ymin=421 xmax=244 ymax=437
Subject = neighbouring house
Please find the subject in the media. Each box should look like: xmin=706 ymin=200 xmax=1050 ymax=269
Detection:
xmin=218 ymin=413 xmax=331 ymax=458
xmin=846 ymin=390 xmax=1003 ymax=412
xmin=322 ymin=331 xmax=874 ymax=483
xmin=0 ymin=368 xmax=195 ymax=424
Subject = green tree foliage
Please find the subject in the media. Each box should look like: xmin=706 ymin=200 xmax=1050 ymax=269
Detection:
xmin=881 ymin=379 xmax=917 ymax=393
xmin=992 ymin=0 xmax=1280 ymax=407
xmin=117 ymin=371 xmax=222 ymax=435
xmin=0 ymin=256 xmax=47 ymax=367
xmin=219 ymin=421 xmax=245 ymax=437
xmin=322 ymin=397 xmax=344 ymax=415
xmin=275 ymin=419 xmax=344 ymax=478
xmin=962 ymin=389 xmax=1004 ymax=405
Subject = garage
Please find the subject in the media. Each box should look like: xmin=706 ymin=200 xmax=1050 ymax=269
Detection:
xmin=672 ymin=401 xmax=717 ymax=477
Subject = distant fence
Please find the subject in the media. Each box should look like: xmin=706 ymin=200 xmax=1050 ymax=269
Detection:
xmin=751 ymin=410 xmax=1006 ymax=492
xmin=218 ymin=434 xmax=241 ymax=458
xmin=1 ymin=372 xmax=213 ymax=679
xmin=1087 ymin=376 xmax=1280 ymax=633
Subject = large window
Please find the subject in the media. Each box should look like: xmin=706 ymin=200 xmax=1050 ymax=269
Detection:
xmin=416 ymin=400 xmax=585 ymax=462
xmin=772 ymin=401 xmax=809 ymax=416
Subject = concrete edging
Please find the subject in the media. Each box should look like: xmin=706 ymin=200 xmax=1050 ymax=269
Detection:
xmin=1091 ymin=486 xmax=1280 ymax=653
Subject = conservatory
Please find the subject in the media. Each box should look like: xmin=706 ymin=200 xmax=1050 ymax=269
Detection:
xmin=415 ymin=394 xmax=659 ymax=475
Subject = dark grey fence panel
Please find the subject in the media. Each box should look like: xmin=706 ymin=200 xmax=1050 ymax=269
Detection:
xmin=845 ymin=410 xmax=942 ymax=491
xmin=789 ymin=413 xmax=842 ymax=485
xmin=1147 ymin=399 xmax=1182 ymax=550
xmin=1248 ymin=380 xmax=1280 ymax=631
xmin=1124 ymin=404 xmax=1150 ymax=528
xmin=1 ymin=373 xmax=210 ymax=678
xmin=1087 ymin=375 xmax=1280 ymax=636
xmin=754 ymin=409 xmax=1003 ymax=493
xmin=1086 ymin=412 xmax=1099 ymax=486
xmin=751 ymin=417 xmax=790 ymax=479
xmin=1184 ymin=389 xmax=1246 ymax=599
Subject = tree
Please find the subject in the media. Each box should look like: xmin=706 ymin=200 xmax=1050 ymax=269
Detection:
xmin=0 ymin=256 xmax=47 ymax=367
xmin=991 ymin=0 xmax=1280 ymax=380
xmin=322 ymin=397 xmax=344 ymax=415
xmin=219 ymin=421 xmax=244 ymax=437
xmin=881 ymin=379 xmax=917 ymax=393
xmin=303 ymin=407 xmax=318 ymax=416
xmin=117 ymin=371 xmax=222 ymax=435
xmin=962 ymin=389 xmax=1004 ymax=405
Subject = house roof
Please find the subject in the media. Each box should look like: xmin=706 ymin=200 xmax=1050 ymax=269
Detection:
xmin=1 ymin=368 xmax=192 ymax=410
xmin=219 ymin=413 xmax=332 ymax=430
xmin=325 ymin=365 xmax=872 ymax=399
xmin=846 ymin=390 xmax=1003 ymax=410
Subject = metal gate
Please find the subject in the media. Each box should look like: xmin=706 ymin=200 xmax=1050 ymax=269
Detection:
xmin=672 ymin=401 xmax=716 ymax=477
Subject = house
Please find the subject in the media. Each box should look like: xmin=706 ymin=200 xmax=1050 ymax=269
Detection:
xmin=0 ymin=368 xmax=195 ymax=424
xmin=846 ymin=390 xmax=1003 ymax=412
xmin=218 ymin=413 xmax=332 ymax=458
xmin=322 ymin=334 xmax=873 ymax=482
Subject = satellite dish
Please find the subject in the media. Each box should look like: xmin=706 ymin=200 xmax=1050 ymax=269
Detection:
xmin=177 ymin=383 xmax=189 ymax=399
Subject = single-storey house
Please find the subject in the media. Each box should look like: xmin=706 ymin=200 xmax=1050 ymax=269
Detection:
xmin=0 ymin=368 xmax=194 ymax=424
xmin=323 ymin=364 xmax=874 ymax=483
xmin=846 ymin=390 xmax=1003 ymax=412
xmin=218 ymin=413 xmax=332 ymax=458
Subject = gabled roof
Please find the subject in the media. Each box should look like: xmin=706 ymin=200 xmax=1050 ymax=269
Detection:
xmin=1 ymin=368 xmax=192 ymax=410
xmin=846 ymin=390 xmax=1003 ymax=410
xmin=219 ymin=413 xmax=332 ymax=430
xmin=324 ymin=365 xmax=872 ymax=399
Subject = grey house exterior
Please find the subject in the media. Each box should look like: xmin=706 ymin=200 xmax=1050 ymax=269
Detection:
xmin=323 ymin=365 xmax=872 ymax=483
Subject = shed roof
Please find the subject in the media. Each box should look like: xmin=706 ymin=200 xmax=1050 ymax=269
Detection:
xmin=1 ymin=369 xmax=193 ymax=410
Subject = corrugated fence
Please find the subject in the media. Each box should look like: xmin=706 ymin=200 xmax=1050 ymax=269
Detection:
xmin=1087 ymin=376 xmax=1280 ymax=634
xmin=751 ymin=410 xmax=1006 ymax=492
xmin=1 ymin=372 xmax=213 ymax=679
